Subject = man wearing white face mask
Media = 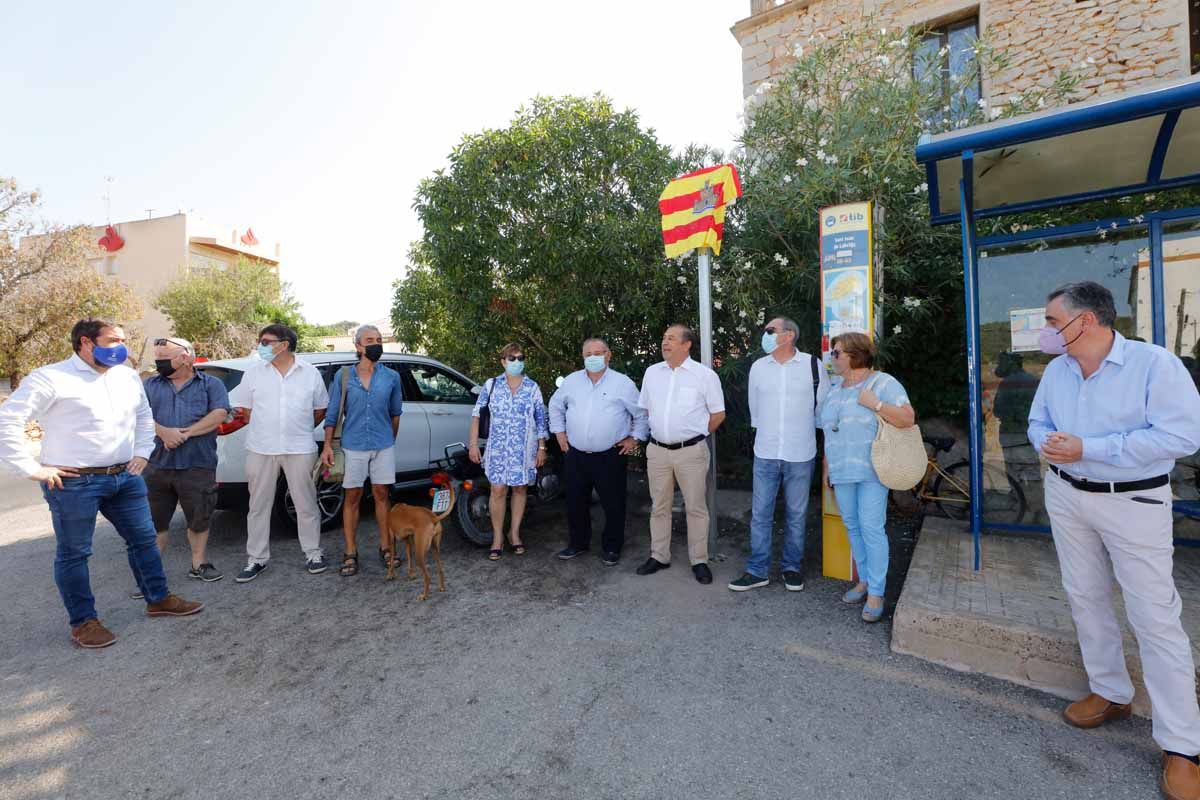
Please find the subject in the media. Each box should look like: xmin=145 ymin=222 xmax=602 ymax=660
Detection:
xmin=1028 ymin=281 xmax=1200 ymax=800
xmin=548 ymin=338 xmax=648 ymax=565
xmin=728 ymin=316 xmax=829 ymax=593
xmin=229 ymin=323 xmax=330 ymax=581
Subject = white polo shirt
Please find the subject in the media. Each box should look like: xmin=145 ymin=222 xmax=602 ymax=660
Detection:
xmin=638 ymin=357 xmax=725 ymax=444
xmin=748 ymin=349 xmax=830 ymax=463
xmin=229 ymin=357 xmax=330 ymax=455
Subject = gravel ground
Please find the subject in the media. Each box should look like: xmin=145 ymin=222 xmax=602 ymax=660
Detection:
xmin=0 ymin=473 xmax=1164 ymax=800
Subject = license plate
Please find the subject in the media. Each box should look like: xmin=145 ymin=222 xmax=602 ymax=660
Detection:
xmin=431 ymin=488 xmax=452 ymax=513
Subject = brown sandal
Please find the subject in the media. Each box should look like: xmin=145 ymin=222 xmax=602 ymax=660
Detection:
xmin=339 ymin=553 xmax=359 ymax=576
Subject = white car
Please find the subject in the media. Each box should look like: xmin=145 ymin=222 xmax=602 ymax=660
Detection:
xmin=196 ymin=351 xmax=479 ymax=530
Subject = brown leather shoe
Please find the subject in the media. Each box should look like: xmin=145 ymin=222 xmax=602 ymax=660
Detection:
xmin=145 ymin=593 xmax=204 ymax=617
xmin=1063 ymin=692 xmax=1132 ymax=729
xmin=71 ymin=619 xmax=116 ymax=649
xmin=1162 ymin=753 xmax=1200 ymax=800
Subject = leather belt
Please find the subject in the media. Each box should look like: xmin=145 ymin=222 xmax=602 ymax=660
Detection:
xmin=70 ymin=463 xmax=129 ymax=475
xmin=1049 ymin=465 xmax=1169 ymax=494
xmin=649 ymin=435 xmax=706 ymax=451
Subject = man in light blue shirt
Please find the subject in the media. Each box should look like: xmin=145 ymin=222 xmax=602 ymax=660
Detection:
xmin=1028 ymin=281 xmax=1200 ymax=794
xmin=548 ymin=337 xmax=648 ymax=566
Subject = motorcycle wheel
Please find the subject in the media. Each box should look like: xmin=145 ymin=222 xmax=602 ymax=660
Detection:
xmin=454 ymin=479 xmax=495 ymax=546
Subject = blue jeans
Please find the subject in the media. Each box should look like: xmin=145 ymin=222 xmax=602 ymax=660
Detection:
xmin=832 ymin=479 xmax=890 ymax=597
xmin=41 ymin=472 xmax=169 ymax=627
xmin=746 ymin=457 xmax=815 ymax=579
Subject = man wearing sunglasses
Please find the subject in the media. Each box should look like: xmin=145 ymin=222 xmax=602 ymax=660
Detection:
xmin=142 ymin=337 xmax=231 ymax=584
xmin=228 ymin=323 xmax=330 ymax=581
xmin=0 ymin=318 xmax=203 ymax=649
xmin=728 ymin=317 xmax=829 ymax=593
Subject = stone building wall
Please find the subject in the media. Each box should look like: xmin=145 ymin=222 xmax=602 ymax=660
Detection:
xmin=733 ymin=0 xmax=1191 ymax=109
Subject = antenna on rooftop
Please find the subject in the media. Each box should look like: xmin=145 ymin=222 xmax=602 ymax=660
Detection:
xmin=102 ymin=176 xmax=114 ymax=223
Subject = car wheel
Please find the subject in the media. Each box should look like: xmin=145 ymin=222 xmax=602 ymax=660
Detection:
xmin=276 ymin=476 xmax=345 ymax=533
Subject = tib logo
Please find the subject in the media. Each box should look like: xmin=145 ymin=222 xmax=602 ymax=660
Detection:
xmin=825 ymin=209 xmax=865 ymax=229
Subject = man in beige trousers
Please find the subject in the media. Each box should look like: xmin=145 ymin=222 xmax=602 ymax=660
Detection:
xmin=636 ymin=325 xmax=725 ymax=584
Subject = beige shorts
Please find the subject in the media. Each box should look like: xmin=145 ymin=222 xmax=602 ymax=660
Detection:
xmin=342 ymin=448 xmax=396 ymax=489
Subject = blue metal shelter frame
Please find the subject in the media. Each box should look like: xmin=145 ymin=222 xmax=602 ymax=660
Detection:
xmin=915 ymin=77 xmax=1200 ymax=569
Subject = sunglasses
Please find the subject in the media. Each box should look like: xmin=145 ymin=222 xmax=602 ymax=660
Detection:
xmin=506 ymin=355 xmax=526 ymax=362
xmin=831 ymin=349 xmax=843 ymax=358
xmin=259 ymin=338 xmax=283 ymax=346
xmin=154 ymin=338 xmax=188 ymax=348
xmin=764 ymin=327 xmax=777 ymax=335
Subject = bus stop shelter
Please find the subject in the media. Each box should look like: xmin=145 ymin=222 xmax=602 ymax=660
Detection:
xmin=915 ymin=76 xmax=1200 ymax=569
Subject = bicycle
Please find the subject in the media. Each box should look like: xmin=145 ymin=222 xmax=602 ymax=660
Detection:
xmin=899 ymin=435 xmax=1027 ymax=525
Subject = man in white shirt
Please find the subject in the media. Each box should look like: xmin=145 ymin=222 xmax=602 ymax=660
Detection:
xmin=0 ymin=318 xmax=204 ymax=649
xmin=229 ymin=324 xmax=330 ymax=582
xmin=548 ymin=337 xmax=649 ymax=566
xmin=728 ymin=316 xmax=829 ymax=593
xmin=636 ymin=324 xmax=726 ymax=584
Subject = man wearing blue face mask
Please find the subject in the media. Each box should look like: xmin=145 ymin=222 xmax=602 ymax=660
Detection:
xmin=548 ymin=337 xmax=648 ymax=565
xmin=728 ymin=316 xmax=829 ymax=593
xmin=0 ymin=318 xmax=204 ymax=649
xmin=1028 ymin=281 xmax=1200 ymax=799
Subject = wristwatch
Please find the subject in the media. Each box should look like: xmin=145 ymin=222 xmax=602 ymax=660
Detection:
xmin=874 ymin=401 xmax=884 ymax=412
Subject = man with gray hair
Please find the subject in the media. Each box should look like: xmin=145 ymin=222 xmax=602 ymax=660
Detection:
xmin=143 ymin=336 xmax=232 ymax=583
xmin=548 ymin=337 xmax=648 ymax=565
xmin=729 ymin=315 xmax=828 ymax=592
xmin=1028 ymin=281 xmax=1200 ymax=799
xmin=321 ymin=324 xmax=404 ymax=576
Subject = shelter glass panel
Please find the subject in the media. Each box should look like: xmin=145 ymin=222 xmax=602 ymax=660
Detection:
xmin=977 ymin=227 xmax=1149 ymax=529
xmin=1164 ymin=218 xmax=1200 ymax=539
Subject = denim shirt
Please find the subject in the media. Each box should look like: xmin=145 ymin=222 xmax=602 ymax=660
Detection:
xmin=818 ymin=371 xmax=909 ymax=484
xmin=144 ymin=372 xmax=231 ymax=470
xmin=323 ymin=364 xmax=404 ymax=452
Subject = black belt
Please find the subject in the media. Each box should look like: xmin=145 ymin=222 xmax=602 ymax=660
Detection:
xmin=1049 ymin=465 xmax=1169 ymax=494
xmin=573 ymin=445 xmax=620 ymax=455
xmin=69 ymin=463 xmax=128 ymax=475
xmin=649 ymin=435 xmax=706 ymax=451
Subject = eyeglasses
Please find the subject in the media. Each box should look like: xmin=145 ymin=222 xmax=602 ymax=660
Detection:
xmin=153 ymin=338 xmax=188 ymax=349
xmin=764 ymin=327 xmax=777 ymax=335
xmin=259 ymin=338 xmax=282 ymax=346
xmin=506 ymin=355 xmax=526 ymax=362
xmin=831 ymin=349 xmax=842 ymax=359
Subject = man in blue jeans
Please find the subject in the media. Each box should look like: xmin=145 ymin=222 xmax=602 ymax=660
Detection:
xmin=728 ymin=316 xmax=829 ymax=592
xmin=0 ymin=318 xmax=203 ymax=648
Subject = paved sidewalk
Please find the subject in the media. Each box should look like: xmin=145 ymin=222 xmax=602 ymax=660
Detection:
xmin=893 ymin=517 xmax=1200 ymax=715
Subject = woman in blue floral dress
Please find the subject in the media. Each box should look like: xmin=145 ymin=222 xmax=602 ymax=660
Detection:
xmin=469 ymin=343 xmax=548 ymax=561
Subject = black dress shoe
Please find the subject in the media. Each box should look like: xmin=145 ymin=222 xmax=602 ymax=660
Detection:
xmin=692 ymin=563 xmax=713 ymax=584
xmin=557 ymin=547 xmax=587 ymax=560
xmin=636 ymin=558 xmax=670 ymax=575
xmin=601 ymin=551 xmax=620 ymax=566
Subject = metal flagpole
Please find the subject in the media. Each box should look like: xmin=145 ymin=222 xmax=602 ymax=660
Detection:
xmin=697 ymin=247 xmax=720 ymax=557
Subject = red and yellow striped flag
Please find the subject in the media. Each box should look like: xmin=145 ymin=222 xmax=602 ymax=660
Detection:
xmin=659 ymin=164 xmax=742 ymax=259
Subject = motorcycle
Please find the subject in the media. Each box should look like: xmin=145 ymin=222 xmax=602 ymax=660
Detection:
xmin=434 ymin=438 xmax=566 ymax=547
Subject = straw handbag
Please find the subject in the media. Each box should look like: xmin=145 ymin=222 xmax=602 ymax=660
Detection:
xmin=867 ymin=376 xmax=925 ymax=490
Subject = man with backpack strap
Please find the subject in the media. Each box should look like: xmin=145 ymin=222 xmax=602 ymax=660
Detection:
xmin=729 ymin=316 xmax=830 ymax=593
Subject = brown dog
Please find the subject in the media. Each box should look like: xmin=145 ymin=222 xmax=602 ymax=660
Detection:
xmin=386 ymin=483 xmax=456 ymax=600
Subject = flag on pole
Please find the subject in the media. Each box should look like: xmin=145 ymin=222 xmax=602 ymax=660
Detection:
xmin=659 ymin=164 xmax=742 ymax=259
xmin=240 ymin=228 xmax=259 ymax=246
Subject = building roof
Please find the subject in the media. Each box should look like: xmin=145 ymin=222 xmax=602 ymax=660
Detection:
xmin=916 ymin=76 xmax=1200 ymax=224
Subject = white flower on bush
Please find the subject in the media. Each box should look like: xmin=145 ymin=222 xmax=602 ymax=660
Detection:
xmin=883 ymin=176 xmax=891 ymax=184
xmin=796 ymin=157 xmax=808 ymax=167
xmin=793 ymin=43 xmax=804 ymax=57
xmin=902 ymin=296 xmax=922 ymax=309
xmin=893 ymin=325 xmax=903 ymax=335
xmin=783 ymin=174 xmax=793 ymax=184
xmin=713 ymin=301 xmax=722 ymax=310
xmin=829 ymin=154 xmax=839 ymax=164
xmin=772 ymin=253 xmax=789 ymax=267
xmin=913 ymin=182 xmax=928 ymax=194
xmin=677 ymin=276 xmax=687 ymax=284
xmin=818 ymin=137 xmax=828 ymax=147
xmin=738 ymin=309 xmax=747 ymax=318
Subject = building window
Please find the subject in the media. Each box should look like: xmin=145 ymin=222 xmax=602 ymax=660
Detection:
xmin=914 ymin=17 xmax=981 ymax=130
xmin=91 ymin=256 xmax=118 ymax=275
xmin=106 ymin=257 xmax=118 ymax=276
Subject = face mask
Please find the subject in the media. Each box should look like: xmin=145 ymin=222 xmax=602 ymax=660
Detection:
xmin=362 ymin=344 xmax=383 ymax=362
xmin=92 ymin=343 xmax=128 ymax=367
xmin=258 ymin=343 xmax=281 ymax=361
xmin=584 ymin=355 xmax=606 ymax=373
xmin=761 ymin=332 xmax=778 ymax=354
xmin=1037 ymin=315 xmax=1083 ymax=355
xmin=154 ymin=359 xmax=177 ymax=378
xmin=505 ymin=359 xmax=525 ymax=376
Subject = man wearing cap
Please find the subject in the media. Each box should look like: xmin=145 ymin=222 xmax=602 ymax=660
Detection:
xmin=1029 ymin=281 xmax=1200 ymax=800
xmin=143 ymin=336 xmax=231 ymax=583
xmin=0 ymin=318 xmax=204 ymax=649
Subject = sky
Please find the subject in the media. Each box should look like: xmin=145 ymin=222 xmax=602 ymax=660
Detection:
xmin=2 ymin=0 xmax=747 ymax=326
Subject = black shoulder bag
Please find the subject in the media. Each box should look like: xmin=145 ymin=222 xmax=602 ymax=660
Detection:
xmin=477 ymin=376 xmax=501 ymax=439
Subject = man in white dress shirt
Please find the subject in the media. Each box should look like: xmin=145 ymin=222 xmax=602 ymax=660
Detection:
xmin=229 ymin=324 xmax=330 ymax=582
xmin=0 ymin=319 xmax=203 ymax=649
xmin=636 ymin=324 xmax=726 ymax=584
xmin=548 ymin=337 xmax=649 ymax=566
xmin=729 ymin=316 xmax=829 ymax=593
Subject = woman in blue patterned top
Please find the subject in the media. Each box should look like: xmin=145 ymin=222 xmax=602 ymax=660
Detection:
xmin=818 ymin=332 xmax=916 ymax=622
xmin=469 ymin=343 xmax=548 ymax=561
